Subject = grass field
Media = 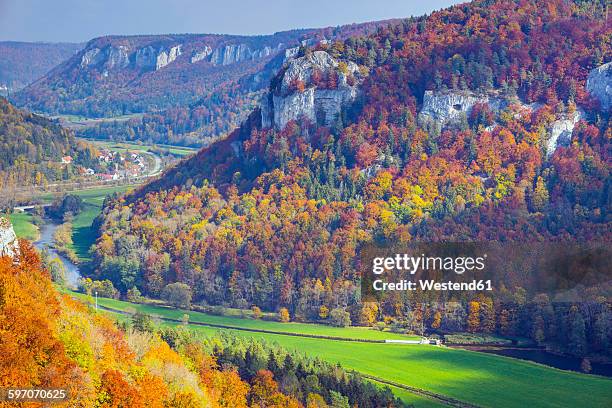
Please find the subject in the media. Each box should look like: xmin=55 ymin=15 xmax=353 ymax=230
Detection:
xmin=70 ymin=292 xmax=419 ymax=341
xmin=83 ymin=138 xmax=198 ymax=157
xmin=8 ymin=212 xmax=39 ymax=241
xmin=73 ymin=292 xmax=612 ymax=408
xmin=11 ymin=185 xmax=136 ymax=260
xmin=66 ymin=185 xmax=136 ymax=261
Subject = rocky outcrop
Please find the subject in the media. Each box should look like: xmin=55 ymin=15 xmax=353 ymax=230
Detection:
xmin=418 ymin=90 xmax=507 ymax=127
xmin=156 ymin=45 xmax=182 ymax=70
xmin=284 ymin=46 xmax=300 ymax=61
xmin=261 ymin=51 xmax=363 ymax=130
xmin=190 ymin=46 xmax=212 ymax=63
xmin=587 ymin=62 xmax=612 ymax=111
xmin=134 ymin=46 xmax=157 ymax=69
xmin=418 ymin=89 xmax=586 ymax=157
xmin=107 ymin=46 xmax=130 ymax=69
xmin=546 ymin=110 xmax=583 ymax=157
xmin=81 ymin=44 xmax=183 ymax=71
xmin=209 ymin=43 xmax=283 ymax=66
xmin=80 ymin=48 xmax=103 ymax=67
xmin=0 ymin=217 xmax=20 ymax=259
xmin=80 ymin=46 xmax=130 ymax=69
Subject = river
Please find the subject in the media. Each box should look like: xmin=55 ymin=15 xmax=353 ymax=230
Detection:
xmin=34 ymin=220 xmax=81 ymax=288
xmin=450 ymin=345 xmax=612 ymax=377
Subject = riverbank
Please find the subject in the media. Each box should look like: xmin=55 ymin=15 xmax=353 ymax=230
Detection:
xmin=449 ymin=344 xmax=612 ymax=377
xmin=34 ymin=221 xmax=81 ymax=287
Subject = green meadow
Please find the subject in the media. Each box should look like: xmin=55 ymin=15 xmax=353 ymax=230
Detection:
xmin=70 ymin=291 xmax=418 ymax=341
xmin=11 ymin=185 xmax=136 ymax=261
xmin=8 ymin=212 xmax=39 ymax=241
xmin=73 ymin=292 xmax=612 ymax=408
xmin=83 ymin=138 xmax=198 ymax=157
xmin=65 ymin=185 xmax=137 ymax=261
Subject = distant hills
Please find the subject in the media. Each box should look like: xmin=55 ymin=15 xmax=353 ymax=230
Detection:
xmin=0 ymin=97 xmax=97 ymax=195
xmin=10 ymin=21 xmax=395 ymax=146
xmin=0 ymin=41 xmax=83 ymax=94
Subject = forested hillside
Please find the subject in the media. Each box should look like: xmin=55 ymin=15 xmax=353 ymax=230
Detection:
xmin=0 ymin=231 xmax=399 ymax=407
xmin=92 ymin=0 xmax=611 ymax=360
xmin=0 ymin=41 xmax=82 ymax=94
xmin=14 ymin=22 xmax=393 ymax=146
xmin=0 ymin=98 xmax=98 ymax=192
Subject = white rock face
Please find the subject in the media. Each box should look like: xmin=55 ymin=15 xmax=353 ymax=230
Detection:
xmin=261 ymin=51 xmax=363 ymax=130
xmin=546 ymin=110 xmax=583 ymax=157
xmin=587 ymin=62 xmax=612 ymax=111
xmin=80 ymin=48 xmax=102 ymax=67
xmin=208 ymin=43 xmax=283 ymax=66
xmin=0 ymin=217 xmax=20 ymax=259
xmin=156 ymin=45 xmax=182 ymax=70
xmin=106 ymin=46 xmax=130 ymax=69
xmin=284 ymin=46 xmax=300 ymax=61
xmin=211 ymin=44 xmax=248 ymax=65
xmin=191 ymin=46 xmax=213 ymax=63
xmin=419 ymin=90 xmax=506 ymax=127
xmin=80 ymin=46 xmax=130 ymax=69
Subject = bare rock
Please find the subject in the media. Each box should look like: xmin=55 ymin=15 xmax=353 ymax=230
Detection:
xmin=0 ymin=217 xmax=20 ymax=259
xmin=418 ymin=90 xmax=507 ymax=127
xmin=587 ymin=62 xmax=612 ymax=111
xmin=190 ymin=46 xmax=212 ymax=63
xmin=546 ymin=110 xmax=583 ymax=157
xmin=261 ymin=51 xmax=364 ymax=130
xmin=156 ymin=45 xmax=182 ymax=70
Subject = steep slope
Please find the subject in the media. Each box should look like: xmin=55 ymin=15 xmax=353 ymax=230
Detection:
xmin=0 ymin=41 xmax=82 ymax=95
xmin=14 ymin=22 xmax=393 ymax=146
xmin=0 ymin=217 xmax=399 ymax=408
xmin=0 ymin=97 xmax=98 ymax=192
xmin=92 ymin=0 xmax=610 ymax=358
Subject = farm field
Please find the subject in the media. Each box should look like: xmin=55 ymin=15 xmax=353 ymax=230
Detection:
xmin=73 ymin=292 xmax=612 ymax=408
xmin=65 ymin=185 xmax=136 ymax=261
xmin=69 ymin=291 xmax=419 ymax=341
xmin=83 ymin=138 xmax=198 ymax=157
xmin=11 ymin=185 xmax=136 ymax=261
xmin=8 ymin=212 xmax=38 ymax=241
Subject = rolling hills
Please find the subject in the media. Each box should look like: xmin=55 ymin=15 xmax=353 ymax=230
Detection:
xmin=0 ymin=97 xmax=98 ymax=195
xmin=0 ymin=41 xmax=82 ymax=94
xmin=13 ymin=21 xmax=395 ymax=145
xmin=91 ymin=0 xmax=611 ymax=365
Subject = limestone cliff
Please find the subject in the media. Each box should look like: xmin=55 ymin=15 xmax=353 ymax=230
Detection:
xmin=81 ymin=45 xmax=130 ymax=69
xmin=587 ymin=62 xmax=612 ymax=111
xmin=208 ymin=43 xmax=282 ymax=66
xmin=546 ymin=110 xmax=583 ymax=157
xmin=190 ymin=46 xmax=213 ymax=63
xmin=260 ymin=51 xmax=364 ymax=130
xmin=417 ymin=89 xmax=591 ymax=157
xmin=155 ymin=45 xmax=182 ymax=70
xmin=418 ymin=90 xmax=507 ymax=127
xmin=81 ymin=43 xmax=183 ymax=71
xmin=0 ymin=217 xmax=20 ymax=259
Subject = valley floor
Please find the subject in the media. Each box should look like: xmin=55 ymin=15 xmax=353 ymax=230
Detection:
xmin=71 ymin=291 xmax=612 ymax=408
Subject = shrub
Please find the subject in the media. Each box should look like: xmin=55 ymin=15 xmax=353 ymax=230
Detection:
xmin=161 ymin=283 xmax=192 ymax=309
xmin=329 ymin=308 xmax=351 ymax=327
xmin=251 ymin=306 xmax=262 ymax=319
xmin=279 ymin=307 xmax=290 ymax=323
